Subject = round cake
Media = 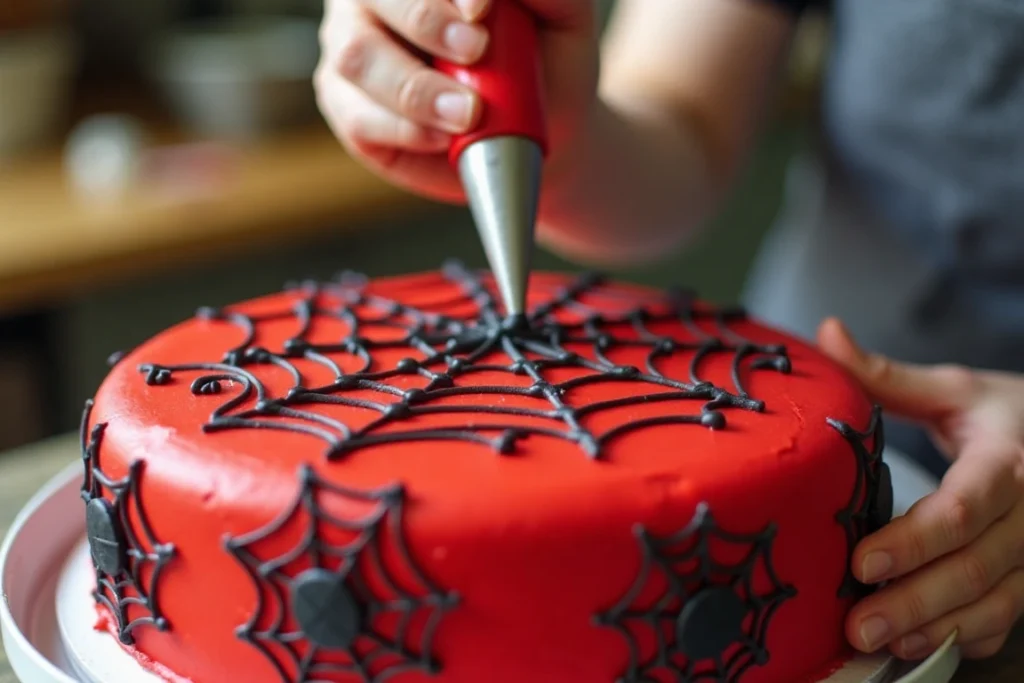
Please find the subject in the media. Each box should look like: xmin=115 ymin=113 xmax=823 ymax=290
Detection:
xmin=79 ymin=261 xmax=892 ymax=683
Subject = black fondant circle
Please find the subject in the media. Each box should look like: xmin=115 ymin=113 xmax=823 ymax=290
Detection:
xmin=290 ymin=568 xmax=364 ymax=649
xmin=870 ymin=462 xmax=894 ymax=530
xmin=675 ymin=586 xmax=748 ymax=661
xmin=86 ymin=497 xmax=127 ymax=576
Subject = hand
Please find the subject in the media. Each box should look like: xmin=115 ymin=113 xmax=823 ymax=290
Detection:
xmin=314 ymin=0 xmax=599 ymax=203
xmin=818 ymin=318 xmax=1024 ymax=661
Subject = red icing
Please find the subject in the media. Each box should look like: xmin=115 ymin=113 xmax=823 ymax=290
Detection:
xmin=84 ymin=269 xmax=874 ymax=683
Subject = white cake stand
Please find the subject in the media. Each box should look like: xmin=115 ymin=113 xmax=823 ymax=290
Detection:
xmin=2 ymin=461 xmax=960 ymax=683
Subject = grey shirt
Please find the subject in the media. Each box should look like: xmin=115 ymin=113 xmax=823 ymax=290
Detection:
xmin=741 ymin=0 xmax=1024 ymax=473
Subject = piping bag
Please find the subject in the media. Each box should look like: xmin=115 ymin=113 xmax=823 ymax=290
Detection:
xmin=435 ymin=0 xmax=547 ymax=323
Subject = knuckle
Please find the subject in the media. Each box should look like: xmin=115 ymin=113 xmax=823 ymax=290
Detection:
xmin=336 ymin=32 xmax=372 ymax=80
xmin=990 ymin=594 xmax=1018 ymax=634
xmin=865 ymin=354 xmax=894 ymax=385
xmin=961 ymin=552 xmax=992 ymax=594
xmin=944 ymin=492 xmax=975 ymax=546
xmin=908 ymin=524 xmax=931 ymax=567
xmin=402 ymin=0 xmax=443 ymax=40
xmin=904 ymin=589 xmax=930 ymax=627
xmin=932 ymin=363 xmax=979 ymax=397
xmin=396 ymin=70 xmax=435 ymax=118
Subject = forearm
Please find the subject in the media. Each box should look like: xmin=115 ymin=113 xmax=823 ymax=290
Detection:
xmin=536 ymin=96 xmax=720 ymax=267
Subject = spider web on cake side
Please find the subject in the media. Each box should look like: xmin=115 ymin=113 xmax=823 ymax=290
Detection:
xmin=595 ymin=503 xmax=796 ymax=683
xmin=828 ymin=406 xmax=893 ymax=598
xmin=224 ymin=465 xmax=459 ymax=683
xmin=80 ymin=399 xmax=176 ymax=645
xmin=137 ymin=261 xmax=793 ymax=461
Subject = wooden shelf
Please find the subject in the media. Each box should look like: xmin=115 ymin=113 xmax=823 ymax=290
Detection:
xmin=0 ymin=122 xmax=434 ymax=316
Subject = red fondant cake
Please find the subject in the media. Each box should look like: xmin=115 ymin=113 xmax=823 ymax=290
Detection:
xmin=80 ymin=263 xmax=892 ymax=683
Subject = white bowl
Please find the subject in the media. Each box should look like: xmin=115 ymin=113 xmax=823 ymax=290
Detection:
xmin=147 ymin=17 xmax=320 ymax=140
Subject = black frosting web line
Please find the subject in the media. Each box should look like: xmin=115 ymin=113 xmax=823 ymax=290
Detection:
xmin=80 ymin=400 xmax=176 ymax=645
xmin=135 ymin=260 xmax=793 ymax=461
xmin=223 ymin=465 xmax=458 ymax=683
xmin=828 ymin=405 xmax=891 ymax=599
xmin=596 ymin=502 xmax=796 ymax=683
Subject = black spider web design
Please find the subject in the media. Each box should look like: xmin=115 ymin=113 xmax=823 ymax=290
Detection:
xmin=595 ymin=503 xmax=796 ymax=683
xmin=224 ymin=465 xmax=459 ymax=683
xmin=827 ymin=406 xmax=891 ymax=598
xmin=136 ymin=261 xmax=791 ymax=461
xmin=80 ymin=399 xmax=176 ymax=645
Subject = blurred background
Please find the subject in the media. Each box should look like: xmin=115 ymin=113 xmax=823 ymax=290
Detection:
xmin=0 ymin=0 xmax=828 ymax=449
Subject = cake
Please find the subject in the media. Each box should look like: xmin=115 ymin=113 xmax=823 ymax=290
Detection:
xmin=79 ymin=261 xmax=893 ymax=683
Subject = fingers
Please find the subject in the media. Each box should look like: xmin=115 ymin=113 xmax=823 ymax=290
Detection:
xmin=891 ymin=569 xmax=1024 ymax=660
xmin=853 ymin=446 xmax=1021 ymax=585
xmin=847 ymin=487 xmax=1024 ymax=653
xmin=332 ymin=17 xmax=482 ymax=133
xmin=360 ymin=0 xmax=489 ymax=63
xmin=352 ymin=138 xmax=465 ymax=203
xmin=318 ymin=74 xmax=452 ymax=153
xmin=816 ymin=317 xmax=977 ymax=422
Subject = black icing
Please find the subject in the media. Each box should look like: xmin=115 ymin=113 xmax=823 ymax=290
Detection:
xmin=223 ymin=465 xmax=458 ymax=683
xmin=596 ymin=502 xmax=795 ymax=682
xmin=85 ymin=497 xmax=127 ymax=576
xmin=80 ymin=400 xmax=175 ymax=645
xmin=138 ymin=261 xmax=791 ymax=460
xmin=290 ymin=568 xmax=365 ymax=649
xmin=676 ymin=586 xmax=748 ymax=662
xmin=828 ymin=406 xmax=892 ymax=598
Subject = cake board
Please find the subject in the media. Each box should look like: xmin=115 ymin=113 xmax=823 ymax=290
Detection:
xmin=3 ymin=459 xmax=960 ymax=683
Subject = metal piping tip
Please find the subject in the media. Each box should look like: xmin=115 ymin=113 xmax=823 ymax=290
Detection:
xmin=457 ymin=136 xmax=543 ymax=318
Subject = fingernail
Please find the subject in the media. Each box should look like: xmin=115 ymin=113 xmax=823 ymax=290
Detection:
xmin=434 ymin=92 xmax=474 ymax=129
xmin=454 ymin=0 xmax=487 ymax=20
xmin=860 ymin=615 xmax=891 ymax=650
xmin=861 ymin=551 xmax=893 ymax=583
xmin=444 ymin=22 xmax=487 ymax=61
xmin=900 ymin=632 xmax=930 ymax=659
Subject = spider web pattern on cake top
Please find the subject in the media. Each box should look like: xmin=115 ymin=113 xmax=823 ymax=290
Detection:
xmin=596 ymin=503 xmax=796 ymax=683
xmin=136 ymin=261 xmax=792 ymax=460
xmin=224 ymin=465 xmax=458 ymax=683
xmin=80 ymin=399 xmax=176 ymax=645
xmin=828 ymin=406 xmax=892 ymax=598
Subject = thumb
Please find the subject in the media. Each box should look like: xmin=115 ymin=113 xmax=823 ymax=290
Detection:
xmin=816 ymin=317 xmax=975 ymax=422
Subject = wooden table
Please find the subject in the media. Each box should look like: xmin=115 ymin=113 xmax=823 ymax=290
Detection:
xmin=1 ymin=436 xmax=1020 ymax=682
xmin=0 ymin=123 xmax=432 ymax=317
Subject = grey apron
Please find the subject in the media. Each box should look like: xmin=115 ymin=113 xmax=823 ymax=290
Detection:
xmin=741 ymin=0 xmax=1024 ymax=476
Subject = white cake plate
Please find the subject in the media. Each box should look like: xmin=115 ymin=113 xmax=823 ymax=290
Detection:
xmin=3 ymin=461 xmax=959 ymax=683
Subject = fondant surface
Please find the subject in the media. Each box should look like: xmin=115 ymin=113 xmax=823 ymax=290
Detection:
xmin=82 ymin=264 xmax=887 ymax=683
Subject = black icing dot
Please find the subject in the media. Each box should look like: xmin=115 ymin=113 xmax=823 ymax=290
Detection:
xmin=447 ymin=358 xmax=467 ymax=373
xmin=290 ymin=568 xmax=364 ymax=649
xmin=494 ymin=430 xmax=518 ymax=454
xmin=244 ymin=347 xmax=272 ymax=363
xmin=596 ymin=334 xmax=613 ymax=350
xmin=283 ymin=338 xmax=309 ymax=356
xmin=870 ymin=462 xmax=894 ymax=530
xmin=191 ymin=378 xmax=223 ymax=395
xmin=286 ymin=386 xmax=307 ymax=401
xmin=527 ymin=382 xmax=551 ymax=398
xmin=429 ymin=375 xmax=454 ymax=390
xmin=145 ymin=367 xmax=171 ymax=386
xmin=614 ymin=365 xmax=640 ymax=378
xmin=334 ymin=376 xmax=358 ymax=390
xmin=383 ymin=403 xmax=411 ymax=419
xmin=658 ymin=339 xmax=675 ymax=353
xmin=675 ymin=586 xmax=748 ymax=661
xmin=397 ymin=358 xmax=420 ymax=374
xmin=558 ymin=350 xmax=579 ymax=363
xmin=86 ymin=498 xmax=127 ymax=576
xmin=701 ymin=411 xmax=726 ymax=430
xmin=255 ymin=400 xmax=277 ymax=413
xmin=404 ymin=388 xmax=426 ymax=404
